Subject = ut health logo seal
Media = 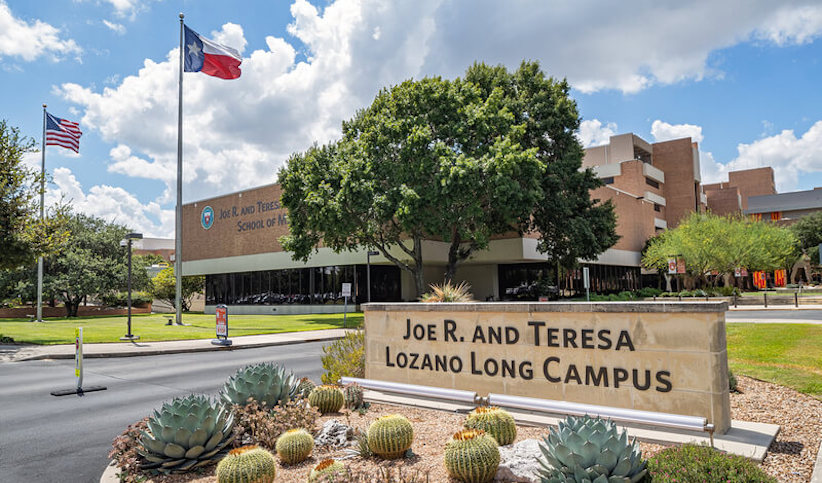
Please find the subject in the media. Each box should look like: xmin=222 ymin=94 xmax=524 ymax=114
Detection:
xmin=201 ymin=206 xmax=215 ymax=230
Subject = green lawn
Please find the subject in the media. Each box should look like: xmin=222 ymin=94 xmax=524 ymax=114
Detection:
xmin=0 ymin=312 xmax=363 ymax=345
xmin=727 ymin=322 xmax=822 ymax=399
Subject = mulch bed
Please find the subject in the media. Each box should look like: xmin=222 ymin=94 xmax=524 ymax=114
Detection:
xmin=132 ymin=375 xmax=821 ymax=482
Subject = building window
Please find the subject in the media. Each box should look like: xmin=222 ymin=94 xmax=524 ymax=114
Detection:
xmin=645 ymin=177 xmax=660 ymax=189
xmin=602 ymin=177 xmax=614 ymax=185
xmin=654 ymin=203 xmax=661 ymax=212
xmin=770 ymin=212 xmax=782 ymax=221
xmin=205 ymin=265 xmax=401 ymax=305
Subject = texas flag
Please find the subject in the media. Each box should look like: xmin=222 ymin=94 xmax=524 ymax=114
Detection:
xmin=183 ymin=25 xmax=242 ymax=80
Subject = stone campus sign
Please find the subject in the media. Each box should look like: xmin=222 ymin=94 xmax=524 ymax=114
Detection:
xmin=364 ymin=302 xmax=731 ymax=433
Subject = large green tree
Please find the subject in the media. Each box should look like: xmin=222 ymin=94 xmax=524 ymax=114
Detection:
xmin=0 ymin=120 xmax=68 ymax=269
xmin=43 ymin=214 xmax=131 ymax=316
xmin=280 ymin=62 xmax=617 ymax=296
xmin=643 ymin=213 xmax=800 ymax=286
xmin=150 ymin=267 xmax=204 ymax=312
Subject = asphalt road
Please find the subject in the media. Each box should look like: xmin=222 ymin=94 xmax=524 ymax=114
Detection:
xmin=726 ymin=309 xmax=822 ymax=322
xmin=0 ymin=342 xmax=327 ymax=483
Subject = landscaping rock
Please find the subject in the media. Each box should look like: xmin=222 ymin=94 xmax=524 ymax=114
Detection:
xmin=314 ymin=419 xmax=353 ymax=448
xmin=495 ymin=438 xmax=542 ymax=482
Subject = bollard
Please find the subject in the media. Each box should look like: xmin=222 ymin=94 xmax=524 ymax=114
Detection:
xmin=764 ymin=293 xmax=768 ymax=308
xmin=734 ymin=293 xmax=738 ymax=308
xmin=678 ymin=295 xmax=682 ymax=302
xmin=795 ymin=291 xmax=799 ymax=308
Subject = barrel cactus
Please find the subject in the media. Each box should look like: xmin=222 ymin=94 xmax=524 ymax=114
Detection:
xmin=308 ymin=385 xmax=344 ymax=414
xmin=215 ymin=445 xmax=276 ymax=483
xmin=367 ymin=414 xmax=413 ymax=459
xmin=444 ymin=429 xmax=501 ymax=483
xmin=297 ymin=377 xmax=316 ymax=398
xmin=222 ymin=362 xmax=298 ymax=409
xmin=308 ymin=459 xmax=346 ymax=482
xmin=343 ymin=383 xmax=364 ymax=409
xmin=137 ymin=394 xmax=235 ymax=473
xmin=465 ymin=406 xmax=517 ymax=446
xmin=537 ymin=415 xmax=647 ymax=482
xmin=275 ymin=428 xmax=314 ymax=464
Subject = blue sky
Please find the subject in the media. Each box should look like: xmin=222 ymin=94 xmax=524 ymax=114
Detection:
xmin=2 ymin=0 xmax=822 ymax=237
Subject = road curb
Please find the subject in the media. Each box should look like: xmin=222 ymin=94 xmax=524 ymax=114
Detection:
xmin=15 ymin=334 xmax=344 ymax=361
xmin=100 ymin=461 xmax=118 ymax=483
xmin=811 ymin=440 xmax=822 ymax=483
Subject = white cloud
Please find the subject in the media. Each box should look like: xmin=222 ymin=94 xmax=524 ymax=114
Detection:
xmin=0 ymin=0 xmax=82 ymax=61
xmin=755 ymin=5 xmax=822 ymax=45
xmin=102 ymin=19 xmax=126 ymax=35
xmin=651 ymin=120 xmax=704 ymax=144
xmin=55 ymin=0 xmax=822 ymax=236
xmin=578 ymin=119 xmax=618 ymax=148
xmin=50 ymin=167 xmax=173 ymax=237
xmin=723 ymin=121 xmax=822 ymax=191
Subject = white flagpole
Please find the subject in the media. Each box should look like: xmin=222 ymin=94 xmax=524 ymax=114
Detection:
xmin=36 ymin=104 xmax=46 ymax=323
xmin=175 ymin=13 xmax=184 ymax=324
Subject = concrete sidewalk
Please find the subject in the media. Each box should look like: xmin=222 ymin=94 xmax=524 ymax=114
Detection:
xmin=0 ymin=328 xmax=350 ymax=362
xmin=728 ymin=304 xmax=822 ymax=310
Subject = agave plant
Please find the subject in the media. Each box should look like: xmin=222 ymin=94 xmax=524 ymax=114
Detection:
xmin=537 ymin=415 xmax=647 ymax=483
xmin=137 ymin=394 xmax=234 ymax=474
xmin=221 ymin=362 xmax=298 ymax=409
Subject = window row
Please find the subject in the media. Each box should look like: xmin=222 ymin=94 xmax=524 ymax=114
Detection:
xmin=205 ymin=265 xmax=401 ymax=305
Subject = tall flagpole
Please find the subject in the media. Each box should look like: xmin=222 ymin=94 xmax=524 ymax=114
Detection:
xmin=36 ymin=104 xmax=46 ymax=323
xmin=175 ymin=13 xmax=184 ymax=324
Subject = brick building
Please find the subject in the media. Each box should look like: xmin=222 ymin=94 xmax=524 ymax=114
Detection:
xmin=178 ymin=132 xmax=720 ymax=314
xmin=702 ymin=167 xmax=776 ymax=216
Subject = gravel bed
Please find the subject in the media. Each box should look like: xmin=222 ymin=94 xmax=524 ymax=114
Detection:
xmin=143 ymin=376 xmax=821 ymax=482
xmin=732 ymin=376 xmax=822 ymax=482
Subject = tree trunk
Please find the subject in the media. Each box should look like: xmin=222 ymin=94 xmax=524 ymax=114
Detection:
xmin=444 ymin=232 xmax=462 ymax=284
xmin=64 ymin=297 xmax=80 ymax=317
xmin=413 ymin=236 xmax=426 ymax=298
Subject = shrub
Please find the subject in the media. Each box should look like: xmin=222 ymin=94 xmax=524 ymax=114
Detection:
xmin=101 ymin=291 xmax=153 ymax=308
xmin=647 ymin=444 xmax=776 ymax=482
xmin=617 ymin=290 xmax=635 ymax=300
xmin=0 ymin=334 xmax=14 ymax=343
xmin=719 ymin=285 xmax=740 ymax=296
xmin=321 ymin=330 xmax=364 ymax=384
xmin=420 ymin=281 xmax=473 ymax=302
xmin=636 ymin=287 xmax=663 ymax=298
xmin=232 ymin=400 xmax=320 ymax=450
xmin=108 ymin=418 xmax=150 ymax=483
xmin=729 ymin=369 xmax=738 ymax=392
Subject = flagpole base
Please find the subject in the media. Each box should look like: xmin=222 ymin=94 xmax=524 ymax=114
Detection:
xmin=51 ymin=385 xmax=107 ymax=397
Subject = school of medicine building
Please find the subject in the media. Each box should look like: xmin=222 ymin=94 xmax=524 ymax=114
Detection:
xmin=180 ymin=133 xmax=769 ymax=315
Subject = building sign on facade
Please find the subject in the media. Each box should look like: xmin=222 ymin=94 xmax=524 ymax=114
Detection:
xmin=201 ymin=206 xmax=214 ymax=230
xmin=364 ymin=302 xmax=731 ymax=433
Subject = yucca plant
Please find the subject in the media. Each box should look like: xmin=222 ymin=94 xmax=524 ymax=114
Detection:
xmin=537 ymin=415 xmax=647 ymax=483
xmin=420 ymin=281 xmax=473 ymax=302
xmin=137 ymin=394 xmax=235 ymax=474
xmin=221 ymin=362 xmax=298 ymax=409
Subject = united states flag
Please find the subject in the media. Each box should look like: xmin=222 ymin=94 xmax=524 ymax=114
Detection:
xmin=45 ymin=112 xmax=82 ymax=153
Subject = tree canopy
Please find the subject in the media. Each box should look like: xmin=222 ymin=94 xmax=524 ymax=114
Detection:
xmin=0 ymin=120 xmax=68 ymax=269
xmin=150 ymin=267 xmax=204 ymax=312
xmin=279 ymin=61 xmax=617 ymax=296
xmin=43 ymin=213 xmax=131 ymax=316
xmin=642 ymin=212 xmax=800 ymax=285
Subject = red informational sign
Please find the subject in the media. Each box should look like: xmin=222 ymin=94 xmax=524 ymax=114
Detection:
xmin=216 ymin=305 xmax=228 ymax=338
xmin=753 ymin=271 xmax=767 ymax=289
xmin=676 ymin=258 xmax=686 ymax=274
xmin=667 ymin=258 xmax=677 ymax=274
xmin=774 ymin=269 xmax=786 ymax=287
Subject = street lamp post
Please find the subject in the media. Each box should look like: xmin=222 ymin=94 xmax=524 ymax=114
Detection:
xmin=366 ymin=250 xmax=380 ymax=303
xmin=120 ymin=232 xmax=143 ymax=341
